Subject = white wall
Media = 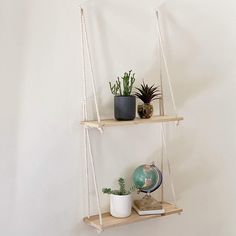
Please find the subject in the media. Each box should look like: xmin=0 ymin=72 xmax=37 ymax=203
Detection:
xmin=1 ymin=0 xmax=236 ymax=235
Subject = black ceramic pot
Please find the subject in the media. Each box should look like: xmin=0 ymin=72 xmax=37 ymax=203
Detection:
xmin=114 ymin=95 xmax=136 ymax=121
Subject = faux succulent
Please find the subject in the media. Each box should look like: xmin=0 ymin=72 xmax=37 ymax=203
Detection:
xmin=109 ymin=70 xmax=135 ymax=96
xmin=135 ymin=82 xmax=162 ymax=104
xmin=102 ymin=178 xmax=136 ymax=195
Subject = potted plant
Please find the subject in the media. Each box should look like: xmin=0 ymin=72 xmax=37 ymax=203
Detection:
xmin=102 ymin=178 xmax=134 ymax=218
xmin=135 ymin=82 xmax=162 ymax=119
xmin=109 ymin=70 xmax=136 ymax=121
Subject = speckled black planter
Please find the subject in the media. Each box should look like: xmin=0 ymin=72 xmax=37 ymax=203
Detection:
xmin=114 ymin=96 xmax=136 ymax=121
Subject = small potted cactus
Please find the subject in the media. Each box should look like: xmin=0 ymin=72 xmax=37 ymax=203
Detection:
xmin=109 ymin=70 xmax=136 ymax=121
xmin=102 ymin=178 xmax=134 ymax=218
xmin=135 ymin=82 xmax=162 ymax=119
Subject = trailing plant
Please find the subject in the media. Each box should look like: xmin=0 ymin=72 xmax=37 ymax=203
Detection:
xmin=109 ymin=70 xmax=135 ymax=96
xmin=135 ymin=81 xmax=162 ymax=104
xmin=102 ymin=178 xmax=136 ymax=195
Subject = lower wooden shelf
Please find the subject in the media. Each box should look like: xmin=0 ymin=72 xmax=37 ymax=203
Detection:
xmin=83 ymin=202 xmax=183 ymax=232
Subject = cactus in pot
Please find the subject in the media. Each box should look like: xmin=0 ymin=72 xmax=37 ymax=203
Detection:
xmin=109 ymin=70 xmax=136 ymax=121
xmin=103 ymin=178 xmax=135 ymax=218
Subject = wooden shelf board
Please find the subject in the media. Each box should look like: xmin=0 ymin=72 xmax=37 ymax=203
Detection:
xmin=83 ymin=201 xmax=183 ymax=231
xmin=81 ymin=115 xmax=183 ymax=128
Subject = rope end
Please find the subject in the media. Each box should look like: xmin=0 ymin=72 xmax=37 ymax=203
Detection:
xmin=96 ymin=228 xmax=103 ymax=234
xmin=98 ymin=127 xmax=103 ymax=134
xmin=176 ymin=120 xmax=180 ymax=126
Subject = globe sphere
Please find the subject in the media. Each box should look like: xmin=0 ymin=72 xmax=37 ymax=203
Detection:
xmin=132 ymin=164 xmax=162 ymax=193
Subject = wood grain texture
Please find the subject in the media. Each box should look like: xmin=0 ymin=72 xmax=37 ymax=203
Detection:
xmin=81 ymin=115 xmax=184 ymax=129
xmin=83 ymin=202 xmax=183 ymax=231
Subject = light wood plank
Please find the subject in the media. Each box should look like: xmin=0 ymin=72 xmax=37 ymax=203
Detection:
xmin=81 ymin=115 xmax=183 ymax=129
xmin=83 ymin=202 xmax=183 ymax=231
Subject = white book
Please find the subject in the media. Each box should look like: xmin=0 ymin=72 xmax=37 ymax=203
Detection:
xmin=133 ymin=204 xmax=165 ymax=216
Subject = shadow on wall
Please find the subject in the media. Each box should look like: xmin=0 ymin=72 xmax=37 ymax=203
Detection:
xmin=79 ymin=0 xmax=226 ymax=194
xmin=82 ymin=1 xmax=226 ymax=119
xmin=137 ymin=1 xmax=228 ymax=111
xmin=167 ymin=128 xmax=224 ymax=198
xmin=0 ymin=0 xmax=30 ymax=232
xmin=78 ymin=0 xmax=227 ymax=209
xmin=159 ymin=3 xmax=226 ymax=108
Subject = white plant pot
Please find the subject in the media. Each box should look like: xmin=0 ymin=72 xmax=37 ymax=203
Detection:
xmin=110 ymin=194 xmax=132 ymax=218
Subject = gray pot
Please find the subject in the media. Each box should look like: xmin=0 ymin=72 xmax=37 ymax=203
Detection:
xmin=114 ymin=96 xmax=136 ymax=121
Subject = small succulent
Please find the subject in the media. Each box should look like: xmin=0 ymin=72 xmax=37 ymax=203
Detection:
xmin=135 ymin=81 xmax=161 ymax=104
xmin=102 ymin=178 xmax=136 ymax=196
xmin=109 ymin=70 xmax=135 ymax=96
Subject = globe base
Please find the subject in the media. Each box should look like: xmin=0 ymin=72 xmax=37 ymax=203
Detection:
xmin=133 ymin=194 xmax=163 ymax=212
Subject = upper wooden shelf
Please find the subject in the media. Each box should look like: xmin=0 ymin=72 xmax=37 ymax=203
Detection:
xmin=84 ymin=201 xmax=182 ymax=232
xmin=81 ymin=115 xmax=183 ymax=129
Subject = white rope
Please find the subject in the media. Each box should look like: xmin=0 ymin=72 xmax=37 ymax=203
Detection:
xmin=83 ymin=127 xmax=91 ymax=217
xmin=159 ymin=60 xmax=165 ymax=116
xmin=161 ymin=123 xmax=177 ymax=206
xmin=156 ymin=10 xmax=178 ymax=120
xmin=80 ymin=7 xmax=91 ymax=218
xmin=81 ymin=8 xmax=101 ymax=124
xmin=80 ymin=7 xmax=103 ymax=225
xmin=158 ymin=22 xmax=165 ymax=116
xmin=155 ymin=8 xmax=180 ymax=206
xmin=160 ymin=125 xmax=164 ymax=202
xmin=86 ymin=128 xmax=103 ymax=225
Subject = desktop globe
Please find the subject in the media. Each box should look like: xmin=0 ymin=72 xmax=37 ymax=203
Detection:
xmin=132 ymin=163 xmax=165 ymax=215
xmin=133 ymin=164 xmax=162 ymax=193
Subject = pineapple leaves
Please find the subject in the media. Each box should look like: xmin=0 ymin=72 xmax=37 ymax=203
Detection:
xmin=135 ymin=81 xmax=162 ymax=104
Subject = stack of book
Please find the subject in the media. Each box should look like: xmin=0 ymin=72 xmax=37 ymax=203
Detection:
xmin=133 ymin=196 xmax=165 ymax=215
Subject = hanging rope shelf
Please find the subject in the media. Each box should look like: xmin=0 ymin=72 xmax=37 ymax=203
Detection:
xmin=80 ymin=4 xmax=184 ymax=233
xmin=81 ymin=115 xmax=183 ymax=129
